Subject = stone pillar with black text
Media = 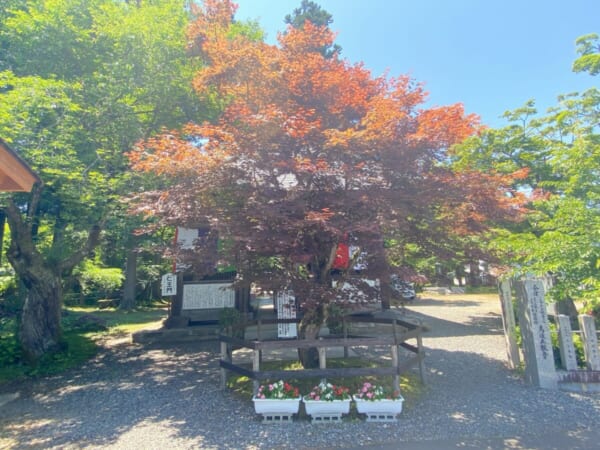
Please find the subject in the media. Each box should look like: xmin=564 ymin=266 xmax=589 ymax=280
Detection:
xmin=556 ymin=314 xmax=578 ymax=371
xmin=578 ymin=314 xmax=600 ymax=371
xmin=515 ymin=279 xmax=557 ymax=389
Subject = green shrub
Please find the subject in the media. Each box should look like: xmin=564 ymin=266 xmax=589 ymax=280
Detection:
xmin=219 ymin=307 xmax=244 ymax=338
xmin=0 ymin=334 xmax=21 ymax=366
xmin=326 ymin=303 xmax=345 ymax=335
xmin=74 ymin=260 xmax=124 ymax=299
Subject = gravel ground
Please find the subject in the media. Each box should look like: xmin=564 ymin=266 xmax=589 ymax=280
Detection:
xmin=1 ymin=294 xmax=600 ymax=449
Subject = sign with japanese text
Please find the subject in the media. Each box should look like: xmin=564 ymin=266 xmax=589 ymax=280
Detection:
xmin=182 ymin=282 xmax=235 ymax=310
xmin=276 ymin=290 xmax=297 ymax=338
xmin=161 ymin=273 xmax=177 ymax=296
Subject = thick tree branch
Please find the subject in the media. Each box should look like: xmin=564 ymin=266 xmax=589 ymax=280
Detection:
xmin=58 ymin=222 xmax=104 ymax=274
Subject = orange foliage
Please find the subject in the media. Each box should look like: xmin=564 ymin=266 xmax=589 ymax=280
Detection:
xmin=128 ymin=0 xmax=523 ymax=284
xmin=412 ymin=105 xmax=479 ymax=149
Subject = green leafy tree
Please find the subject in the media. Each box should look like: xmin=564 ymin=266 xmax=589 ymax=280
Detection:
xmin=573 ymin=33 xmax=600 ymax=76
xmin=454 ymin=33 xmax=600 ymax=312
xmin=284 ymin=0 xmax=341 ymax=57
xmin=0 ymin=0 xmax=203 ymax=360
xmin=284 ymin=0 xmax=333 ymax=29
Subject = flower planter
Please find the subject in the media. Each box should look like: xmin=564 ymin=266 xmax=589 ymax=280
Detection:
xmin=253 ymin=397 xmax=301 ymax=423
xmin=353 ymin=395 xmax=404 ymax=422
xmin=303 ymin=398 xmax=351 ymax=423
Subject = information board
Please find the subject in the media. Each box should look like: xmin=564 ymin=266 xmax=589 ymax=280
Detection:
xmin=182 ymin=282 xmax=235 ymax=310
xmin=276 ymin=290 xmax=297 ymax=338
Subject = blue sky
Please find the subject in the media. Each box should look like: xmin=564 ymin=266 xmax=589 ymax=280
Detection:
xmin=234 ymin=0 xmax=598 ymax=127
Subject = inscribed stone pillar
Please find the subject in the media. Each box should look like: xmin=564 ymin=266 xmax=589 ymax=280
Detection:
xmin=556 ymin=314 xmax=578 ymax=371
xmin=498 ymin=279 xmax=521 ymax=369
xmin=515 ymin=279 xmax=557 ymax=389
xmin=578 ymin=314 xmax=600 ymax=371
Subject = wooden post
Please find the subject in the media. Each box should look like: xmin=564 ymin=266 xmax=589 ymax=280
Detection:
xmin=391 ymin=343 xmax=400 ymax=393
xmin=343 ymin=317 xmax=349 ymax=358
xmin=252 ymin=348 xmax=260 ymax=394
xmin=257 ymin=318 xmax=263 ymax=363
xmin=417 ymin=332 xmax=426 ymax=384
xmin=170 ymin=273 xmax=184 ymax=317
xmin=392 ymin=318 xmax=401 ymax=391
xmin=318 ymin=338 xmax=327 ymax=384
xmin=220 ymin=340 xmax=228 ymax=389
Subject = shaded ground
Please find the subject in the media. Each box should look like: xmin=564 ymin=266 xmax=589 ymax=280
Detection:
xmin=1 ymin=293 xmax=599 ymax=449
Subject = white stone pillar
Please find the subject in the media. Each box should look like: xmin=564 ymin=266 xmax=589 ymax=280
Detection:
xmin=515 ymin=279 xmax=557 ymax=389
xmin=557 ymin=314 xmax=578 ymax=370
xmin=578 ymin=314 xmax=600 ymax=371
xmin=498 ymin=279 xmax=521 ymax=369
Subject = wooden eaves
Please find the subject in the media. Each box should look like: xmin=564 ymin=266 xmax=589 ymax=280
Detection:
xmin=0 ymin=138 xmax=40 ymax=192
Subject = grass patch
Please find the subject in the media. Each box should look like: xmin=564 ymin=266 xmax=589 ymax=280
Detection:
xmin=463 ymin=286 xmax=498 ymax=294
xmin=0 ymin=330 xmax=98 ymax=383
xmin=65 ymin=306 xmax=167 ymax=334
xmin=0 ymin=305 xmax=167 ymax=385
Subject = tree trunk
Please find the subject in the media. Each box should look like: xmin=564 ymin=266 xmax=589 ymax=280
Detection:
xmin=20 ymin=274 xmax=63 ymax=362
xmin=120 ymin=247 xmax=137 ymax=310
xmin=298 ymin=321 xmax=321 ymax=368
xmin=4 ymin=189 xmax=102 ymax=362
xmin=468 ymin=261 xmax=481 ymax=287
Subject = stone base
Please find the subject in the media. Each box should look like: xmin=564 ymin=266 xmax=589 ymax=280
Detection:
xmin=310 ymin=414 xmax=344 ymax=423
xmin=557 ymin=370 xmax=600 ymax=392
xmin=163 ymin=316 xmax=190 ymax=328
xmin=132 ymin=324 xmax=219 ymax=344
xmin=259 ymin=413 xmax=295 ymax=423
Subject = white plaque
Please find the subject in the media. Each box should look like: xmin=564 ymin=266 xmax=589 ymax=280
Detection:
xmin=161 ymin=273 xmax=177 ymax=296
xmin=182 ymin=283 xmax=235 ymax=310
xmin=276 ymin=291 xmax=297 ymax=338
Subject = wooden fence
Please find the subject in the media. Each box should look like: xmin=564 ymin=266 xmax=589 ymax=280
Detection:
xmin=219 ymin=315 xmax=427 ymax=393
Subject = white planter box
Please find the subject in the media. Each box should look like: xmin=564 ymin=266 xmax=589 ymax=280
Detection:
xmin=253 ymin=397 xmax=301 ymax=423
xmin=303 ymin=398 xmax=351 ymax=423
xmin=353 ymin=395 xmax=404 ymax=422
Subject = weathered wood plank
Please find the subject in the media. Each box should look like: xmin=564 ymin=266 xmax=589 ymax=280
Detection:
xmin=219 ymin=315 xmax=426 ymax=386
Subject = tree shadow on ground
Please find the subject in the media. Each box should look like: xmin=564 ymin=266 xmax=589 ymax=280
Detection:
xmin=396 ymin=308 xmax=504 ymax=338
xmin=2 ymin=339 xmax=600 ymax=450
xmin=409 ymin=297 xmax=482 ymax=308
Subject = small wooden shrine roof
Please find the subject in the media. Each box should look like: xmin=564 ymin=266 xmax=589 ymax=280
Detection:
xmin=0 ymin=138 xmax=40 ymax=192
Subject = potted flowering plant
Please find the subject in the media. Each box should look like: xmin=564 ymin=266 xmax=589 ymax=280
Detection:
xmin=256 ymin=380 xmax=300 ymax=399
xmin=252 ymin=380 xmax=301 ymax=423
xmin=353 ymin=382 xmax=404 ymax=422
xmin=302 ymin=381 xmax=352 ymax=422
xmin=354 ymin=381 xmax=401 ymax=401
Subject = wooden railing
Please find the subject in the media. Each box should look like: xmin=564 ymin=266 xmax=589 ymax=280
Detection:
xmin=219 ymin=315 xmax=427 ymax=394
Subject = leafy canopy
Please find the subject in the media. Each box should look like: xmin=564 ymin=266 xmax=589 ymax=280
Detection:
xmin=453 ymin=32 xmax=600 ymax=307
xmin=129 ymin=0 xmax=521 ymax=312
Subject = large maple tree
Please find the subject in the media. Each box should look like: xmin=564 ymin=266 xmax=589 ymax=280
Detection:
xmin=129 ymin=0 xmax=521 ymax=364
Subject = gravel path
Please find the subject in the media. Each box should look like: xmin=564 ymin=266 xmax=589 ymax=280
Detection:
xmin=1 ymin=294 xmax=600 ymax=449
